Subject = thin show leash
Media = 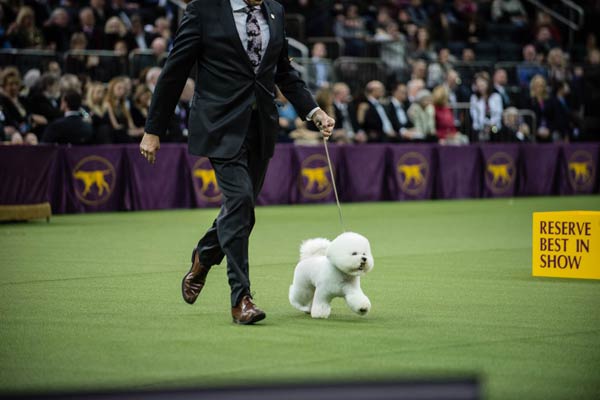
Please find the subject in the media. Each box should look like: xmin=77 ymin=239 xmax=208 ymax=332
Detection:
xmin=322 ymin=136 xmax=346 ymax=232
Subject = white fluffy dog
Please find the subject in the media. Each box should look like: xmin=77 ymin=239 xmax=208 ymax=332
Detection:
xmin=289 ymin=232 xmax=374 ymax=319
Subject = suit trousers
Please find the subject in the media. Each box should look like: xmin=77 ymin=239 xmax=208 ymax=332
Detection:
xmin=195 ymin=112 xmax=270 ymax=307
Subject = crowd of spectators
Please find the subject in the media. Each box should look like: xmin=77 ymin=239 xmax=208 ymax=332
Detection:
xmin=1 ymin=0 xmax=599 ymax=146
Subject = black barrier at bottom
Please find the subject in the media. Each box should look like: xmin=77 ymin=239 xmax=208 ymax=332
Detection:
xmin=2 ymin=378 xmax=480 ymax=400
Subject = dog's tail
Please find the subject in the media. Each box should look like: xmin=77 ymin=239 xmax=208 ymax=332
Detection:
xmin=299 ymin=238 xmax=330 ymax=261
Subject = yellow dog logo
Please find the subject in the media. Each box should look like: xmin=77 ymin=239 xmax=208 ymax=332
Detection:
xmin=73 ymin=155 xmax=116 ymax=205
xmin=73 ymin=170 xmax=111 ymax=196
xmin=569 ymin=161 xmax=591 ymax=182
xmin=302 ymin=167 xmax=330 ymax=192
xmin=299 ymin=154 xmax=332 ymax=200
xmin=397 ymin=152 xmax=429 ymax=195
xmin=397 ymin=164 xmax=425 ymax=186
xmin=192 ymin=158 xmax=221 ymax=203
xmin=193 ymin=169 xmax=219 ymax=192
xmin=485 ymin=152 xmax=515 ymax=194
xmin=487 ymin=163 xmax=511 ymax=185
xmin=567 ymin=151 xmax=595 ymax=192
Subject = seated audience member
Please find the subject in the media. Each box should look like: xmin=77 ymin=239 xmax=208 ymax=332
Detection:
xmin=276 ymin=88 xmax=297 ymax=143
xmin=79 ymin=7 xmax=104 ymax=50
xmin=103 ymin=77 xmax=143 ymax=143
xmin=548 ymin=80 xmax=577 ymax=141
xmin=0 ymin=67 xmax=39 ymax=144
xmin=493 ymin=107 xmax=530 ymax=142
xmin=307 ymin=42 xmax=332 ymax=91
xmin=526 ymin=74 xmax=553 ymax=142
xmin=334 ymin=4 xmax=368 ymax=56
xmin=130 ymin=84 xmax=151 ymax=128
xmin=6 ymin=6 xmax=44 ymax=48
xmin=406 ymin=89 xmax=436 ymax=141
xmin=358 ymin=80 xmax=396 ymax=142
xmin=517 ymin=44 xmax=547 ymax=87
xmin=493 ymin=68 xmax=511 ymax=109
xmin=432 ymin=85 xmax=468 ymax=145
xmin=27 ymin=73 xmax=62 ymax=128
xmin=427 ymin=47 xmax=455 ymax=88
xmin=406 ymin=78 xmax=425 ymax=103
xmin=145 ymin=67 xmax=162 ymax=93
xmin=331 ymin=82 xmax=360 ymax=143
xmin=491 ymin=0 xmax=528 ymax=26
xmin=546 ymin=47 xmax=572 ymax=85
xmin=164 ymin=77 xmax=194 ymax=142
xmin=469 ymin=72 xmax=503 ymax=141
xmin=43 ymin=7 xmax=72 ymax=52
xmin=42 ymin=90 xmax=93 ymax=145
xmin=59 ymin=74 xmax=83 ymax=94
xmin=387 ymin=82 xmax=413 ymax=140
xmin=103 ymin=16 xmax=131 ymax=51
xmin=83 ymin=81 xmax=110 ymax=143
xmin=130 ymin=14 xmax=157 ymax=50
xmin=374 ymin=21 xmax=408 ymax=81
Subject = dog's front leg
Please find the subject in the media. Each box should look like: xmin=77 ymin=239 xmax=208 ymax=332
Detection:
xmin=345 ymin=287 xmax=371 ymax=316
xmin=310 ymin=288 xmax=332 ymax=319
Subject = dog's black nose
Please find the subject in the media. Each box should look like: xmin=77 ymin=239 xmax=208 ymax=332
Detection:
xmin=361 ymin=256 xmax=367 ymax=262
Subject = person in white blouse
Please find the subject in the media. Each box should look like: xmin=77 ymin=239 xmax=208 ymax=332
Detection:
xmin=469 ymin=72 xmax=503 ymax=141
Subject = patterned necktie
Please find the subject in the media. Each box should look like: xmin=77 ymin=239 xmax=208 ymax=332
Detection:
xmin=246 ymin=6 xmax=262 ymax=71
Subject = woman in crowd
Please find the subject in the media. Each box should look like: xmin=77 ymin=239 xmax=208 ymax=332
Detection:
xmin=83 ymin=81 xmax=109 ymax=143
xmin=406 ymin=89 xmax=436 ymax=142
xmin=102 ymin=76 xmax=143 ymax=143
xmin=130 ymin=84 xmax=151 ymax=128
xmin=527 ymin=74 xmax=553 ymax=142
xmin=432 ymin=85 xmax=467 ymax=145
xmin=469 ymin=72 xmax=503 ymax=141
xmin=0 ymin=67 xmax=41 ymax=144
xmin=6 ymin=6 xmax=44 ymax=49
xmin=493 ymin=107 xmax=530 ymax=142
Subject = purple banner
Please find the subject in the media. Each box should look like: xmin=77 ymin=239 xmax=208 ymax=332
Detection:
xmin=186 ymin=153 xmax=223 ymax=208
xmin=518 ymin=144 xmax=561 ymax=196
xmin=126 ymin=144 xmax=192 ymax=210
xmin=61 ymin=146 xmax=127 ymax=212
xmin=292 ymin=145 xmax=341 ymax=204
xmin=0 ymin=145 xmax=57 ymax=205
xmin=558 ymin=143 xmax=600 ymax=195
xmin=436 ymin=146 xmax=482 ymax=199
xmin=340 ymin=144 xmax=388 ymax=202
xmin=258 ymin=144 xmax=294 ymax=206
xmin=1 ymin=143 xmax=598 ymax=214
xmin=387 ymin=144 xmax=435 ymax=200
xmin=480 ymin=144 xmax=520 ymax=198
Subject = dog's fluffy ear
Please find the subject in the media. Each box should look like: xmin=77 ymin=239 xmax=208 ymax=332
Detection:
xmin=300 ymin=238 xmax=331 ymax=261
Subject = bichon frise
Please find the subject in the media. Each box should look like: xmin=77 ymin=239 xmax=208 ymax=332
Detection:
xmin=289 ymin=232 xmax=374 ymax=319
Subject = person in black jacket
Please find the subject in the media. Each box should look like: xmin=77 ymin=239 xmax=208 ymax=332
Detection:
xmin=42 ymin=90 xmax=93 ymax=145
xmin=139 ymin=0 xmax=335 ymax=325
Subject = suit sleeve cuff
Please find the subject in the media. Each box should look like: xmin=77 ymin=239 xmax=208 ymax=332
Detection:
xmin=305 ymin=107 xmax=321 ymax=121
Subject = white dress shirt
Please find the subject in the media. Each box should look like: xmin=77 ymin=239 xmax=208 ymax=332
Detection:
xmin=230 ymin=0 xmax=270 ymax=60
xmin=230 ymin=0 xmax=319 ymax=120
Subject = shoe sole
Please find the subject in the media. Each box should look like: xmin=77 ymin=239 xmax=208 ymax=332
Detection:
xmin=232 ymin=313 xmax=266 ymax=325
xmin=181 ymin=273 xmax=197 ymax=305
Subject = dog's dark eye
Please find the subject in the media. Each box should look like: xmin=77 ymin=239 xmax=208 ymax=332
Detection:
xmin=352 ymin=252 xmax=357 ymax=255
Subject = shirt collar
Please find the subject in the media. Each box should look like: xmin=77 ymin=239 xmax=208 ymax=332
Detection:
xmin=231 ymin=0 xmax=250 ymax=12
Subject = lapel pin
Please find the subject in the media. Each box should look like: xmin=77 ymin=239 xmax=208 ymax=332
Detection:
xmin=270 ymin=13 xmax=275 ymax=20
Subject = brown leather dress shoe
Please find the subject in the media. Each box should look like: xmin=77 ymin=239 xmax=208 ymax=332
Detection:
xmin=181 ymin=249 xmax=210 ymax=305
xmin=231 ymin=295 xmax=266 ymax=325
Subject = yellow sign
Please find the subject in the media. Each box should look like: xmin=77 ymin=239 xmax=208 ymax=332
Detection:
xmin=532 ymin=211 xmax=600 ymax=280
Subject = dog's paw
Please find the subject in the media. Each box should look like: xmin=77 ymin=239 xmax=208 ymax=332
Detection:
xmin=310 ymin=304 xmax=331 ymax=319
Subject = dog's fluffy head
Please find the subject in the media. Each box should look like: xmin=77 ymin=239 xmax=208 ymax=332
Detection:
xmin=326 ymin=232 xmax=374 ymax=276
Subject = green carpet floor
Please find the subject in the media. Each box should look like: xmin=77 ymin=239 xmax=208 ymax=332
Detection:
xmin=1 ymin=196 xmax=599 ymax=399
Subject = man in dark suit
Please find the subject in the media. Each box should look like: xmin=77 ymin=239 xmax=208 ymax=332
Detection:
xmin=387 ymin=82 xmax=413 ymax=141
xmin=140 ymin=0 xmax=335 ymax=325
xmin=42 ymin=90 xmax=93 ymax=145
xmin=360 ymin=80 xmax=397 ymax=142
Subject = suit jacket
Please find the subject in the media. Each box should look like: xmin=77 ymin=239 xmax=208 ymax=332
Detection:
xmin=145 ymin=0 xmax=318 ymax=159
xmin=42 ymin=115 xmax=93 ymax=145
